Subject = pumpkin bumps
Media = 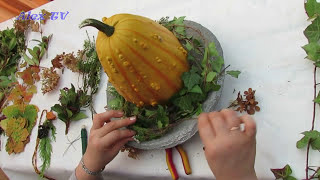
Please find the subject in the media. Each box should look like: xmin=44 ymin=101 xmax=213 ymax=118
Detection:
xmin=80 ymin=14 xmax=189 ymax=106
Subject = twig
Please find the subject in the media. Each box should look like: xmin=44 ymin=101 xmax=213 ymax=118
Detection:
xmin=63 ymin=135 xmax=80 ymax=156
xmin=306 ymin=66 xmax=317 ymax=180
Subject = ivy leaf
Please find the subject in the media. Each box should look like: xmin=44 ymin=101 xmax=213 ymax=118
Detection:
xmin=297 ymin=130 xmax=320 ymax=149
xmin=190 ymin=85 xmax=203 ymax=94
xmin=212 ymin=56 xmax=224 ymax=73
xmin=305 ymin=0 xmax=320 ymax=18
xmin=311 ymin=137 xmax=320 ymax=150
xmin=302 ymin=42 xmax=320 ymax=61
xmin=182 ymin=71 xmax=201 ymax=90
xmin=208 ymin=42 xmax=219 ymax=57
xmin=206 ymin=71 xmax=217 ymax=82
xmin=226 ymin=70 xmax=241 ymax=78
xmin=70 ymin=112 xmax=87 ymax=121
xmin=201 ymin=47 xmax=208 ymax=68
xmin=304 ymin=17 xmax=320 ymax=43
xmin=270 ymin=164 xmax=296 ymax=180
xmin=172 ymin=16 xmax=186 ymax=36
xmin=296 ymin=136 xmax=310 ymax=149
xmin=185 ymin=41 xmax=193 ymax=51
xmin=173 ymin=95 xmax=194 ymax=112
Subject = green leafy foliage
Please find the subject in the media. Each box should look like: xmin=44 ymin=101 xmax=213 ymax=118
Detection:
xmin=51 ymin=84 xmax=88 ymax=134
xmin=39 ymin=137 xmax=52 ymax=177
xmin=77 ymin=33 xmax=102 ymax=113
xmin=0 ymin=27 xmax=26 ymax=77
xmin=108 ymin=16 xmax=239 ymax=141
xmin=23 ymin=34 xmax=52 ymax=66
xmin=0 ymin=27 xmax=26 ymax=111
xmin=271 ymin=165 xmax=297 ymax=180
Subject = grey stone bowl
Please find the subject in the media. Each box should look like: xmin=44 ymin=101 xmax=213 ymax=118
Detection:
xmin=107 ymin=20 xmax=225 ymax=150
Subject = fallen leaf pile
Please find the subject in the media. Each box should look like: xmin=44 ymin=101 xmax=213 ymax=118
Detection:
xmin=0 ymin=104 xmax=38 ymax=154
xmin=229 ymin=88 xmax=260 ymax=115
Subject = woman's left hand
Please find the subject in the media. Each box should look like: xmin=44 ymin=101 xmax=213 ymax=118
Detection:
xmin=75 ymin=110 xmax=136 ymax=180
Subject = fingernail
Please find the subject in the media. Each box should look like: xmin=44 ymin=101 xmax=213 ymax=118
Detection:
xmin=117 ymin=111 xmax=124 ymax=115
xmin=129 ymin=116 xmax=136 ymax=121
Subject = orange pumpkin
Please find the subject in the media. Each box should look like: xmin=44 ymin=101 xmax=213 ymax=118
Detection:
xmin=80 ymin=14 xmax=189 ymax=106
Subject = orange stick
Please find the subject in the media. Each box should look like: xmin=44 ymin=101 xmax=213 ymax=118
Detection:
xmin=176 ymin=145 xmax=192 ymax=175
xmin=165 ymin=148 xmax=179 ymax=180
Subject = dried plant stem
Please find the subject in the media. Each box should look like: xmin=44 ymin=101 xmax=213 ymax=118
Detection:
xmin=306 ymin=66 xmax=317 ymax=180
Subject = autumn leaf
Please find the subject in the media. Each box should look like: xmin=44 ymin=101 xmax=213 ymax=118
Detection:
xmin=17 ymin=66 xmax=40 ymax=85
xmin=7 ymin=83 xmax=36 ymax=105
xmin=30 ymin=21 xmax=40 ymax=32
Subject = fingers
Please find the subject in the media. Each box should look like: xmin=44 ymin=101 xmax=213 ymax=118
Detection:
xmin=220 ymin=109 xmax=241 ymax=129
xmin=96 ymin=116 xmax=137 ymax=137
xmin=208 ymin=112 xmax=228 ymax=135
xmin=239 ymin=115 xmax=256 ymax=137
xmin=198 ymin=113 xmax=216 ymax=145
xmin=101 ymin=129 xmax=135 ymax=148
xmin=92 ymin=110 xmax=124 ymax=130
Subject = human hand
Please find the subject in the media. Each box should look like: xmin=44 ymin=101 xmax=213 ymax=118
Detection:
xmin=198 ymin=109 xmax=257 ymax=180
xmin=76 ymin=110 xmax=136 ymax=180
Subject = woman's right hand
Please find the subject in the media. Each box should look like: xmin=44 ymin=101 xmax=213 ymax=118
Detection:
xmin=198 ymin=109 xmax=257 ymax=180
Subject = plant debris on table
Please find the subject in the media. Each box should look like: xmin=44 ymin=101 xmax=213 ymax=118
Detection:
xmin=228 ymin=88 xmax=260 ymax=115
xmin=108 ymin=16 xmax=240 ymax=142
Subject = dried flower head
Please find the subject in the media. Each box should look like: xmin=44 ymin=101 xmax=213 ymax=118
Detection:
xmin=41 ymin=67 xmax=60 ymax=94
xmin=60 ymin=52 xmax=80 ymax=72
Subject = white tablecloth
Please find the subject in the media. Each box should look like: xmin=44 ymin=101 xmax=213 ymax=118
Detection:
xmin=0 ymin=0 xmax=313 ymax=179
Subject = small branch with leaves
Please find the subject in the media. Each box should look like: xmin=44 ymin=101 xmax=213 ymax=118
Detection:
xmin=32 ymin=110 xmax=56 ymax=180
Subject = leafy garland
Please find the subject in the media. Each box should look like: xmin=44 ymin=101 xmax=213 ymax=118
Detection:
xmin=108 ymin=17 xmax=240 ymax=142
xmin=271 ymin=0 xmax=320 ymax=179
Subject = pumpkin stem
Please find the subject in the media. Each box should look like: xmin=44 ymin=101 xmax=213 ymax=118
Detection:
xmin=79 ymin=18 xmax=114 ymax=37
